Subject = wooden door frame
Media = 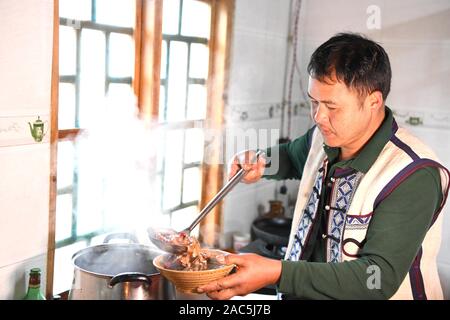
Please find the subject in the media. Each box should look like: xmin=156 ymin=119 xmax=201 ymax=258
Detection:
xmin=199 ymin=0 xmax=235 ymax=247
xmin=46 ymin=0 xmax=59 ymax=298
xmin=134 ymin=0 xmax=162 ymax=120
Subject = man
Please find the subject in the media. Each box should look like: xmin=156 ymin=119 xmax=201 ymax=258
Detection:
xmin=198 ymin=33 xmax=450 ymax=300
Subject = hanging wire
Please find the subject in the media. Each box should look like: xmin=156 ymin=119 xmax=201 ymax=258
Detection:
xmin=286 ymin=0 xmax=304 ymax=139
xmin=277 ymin=0 xmax=309 ymax=199
xmin=279 ymin=0 xmax=295 ymax=139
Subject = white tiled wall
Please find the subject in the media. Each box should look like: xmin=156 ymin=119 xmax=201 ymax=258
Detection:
xmin=0 ymin=0 xmax=53 ymax=109
xmin=222 ymin=0 xmax=310 ymax=247
xmin=228 ymin=32 xmax=286 ymax=104
xmin=0 ymin=145 xmax=50 ymax=267
xmin=0 ymin=254 xmax=47 ymax=300
xmin=0 ymin=0 xmax=53 ymax=299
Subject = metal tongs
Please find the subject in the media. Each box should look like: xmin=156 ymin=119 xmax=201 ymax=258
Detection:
xmin=148 ymin=150 xmax=263 ymax=254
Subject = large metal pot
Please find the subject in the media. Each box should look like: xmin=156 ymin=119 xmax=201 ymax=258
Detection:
xmin=68 ymin=234 xmax=175 ymax=300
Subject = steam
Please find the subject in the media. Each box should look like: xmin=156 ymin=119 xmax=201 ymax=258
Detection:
xmin=70 ymin=88 xmax=282 ymax=247
xmin=73 ymin=91 xmax=164 ymax=241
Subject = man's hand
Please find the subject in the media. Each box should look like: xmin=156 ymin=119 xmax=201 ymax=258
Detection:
xmin=196 ymin=253 xmax=282 ymax=300
xmin=229 ymin=150 xmax=266 ymax=184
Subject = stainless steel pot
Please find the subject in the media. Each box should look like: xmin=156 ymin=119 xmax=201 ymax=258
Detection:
xmin=68 ymin=234 xmax=175 ymax=300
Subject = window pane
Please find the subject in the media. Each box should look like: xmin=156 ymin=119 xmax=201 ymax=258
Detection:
xmin=90 ymin=233 xmax=110 ymax=246
xmin=171 ymin=206 xmax=199 ymax=237
xmin=76 ymin=140 xmax=104 ymax=235
xmin=59 ymin=26 xmax=76 ymax=76
xmin=187 ymin=84 xmax=206 ymax=120
xmin=58 ymin=83 xmax=76 ymax=129
xmin=55 ymin=193 xmax=73 ymax=242
xmin=152 ymin=211 xmax=171 ymax=230
xmin=160 ymin=40 xmax=167 ymax=79
xmin=96 ymin=0 xmax=135 ymax=28
xmin=159 ymin=85 xmax=166 ymax=122
xmin=60 ymin=0 xmax=91 ymax=20
xmin=189 ymin=43 xmax=209 ymax=79
xmin=167 ymin=41 xmax=188 ymax=121
xmin=102 ymin=182 xmax=131 ymax=231
xmin=106 ymin=83 xmax=133 ymax=106
xmin=157 ymin=138 xmax=164 ymax=172
xmin=57 ymin=140 xmax=75 ymax=190
xmin=155 ymin=174 xmax=163 ymax=209
xmin=162 ymin=130 xmax=183 ymax=209
xmin=53 ymin=241 xmax=87 ymax=295
xmin=108 ymin=33 xmax=134 ymax=78
xmin=184 ymin=128 xmax=204 ymax=163
xmin=181 ymin=0 xmax=211 ymax=39
xmin=162 ymin=0 xmax=180 ymax=35
xmin=182 ymin=167 xmax=201 ymax=203
xmin=76 ymin=173 xmax=104 ymax=236
xmin=79 ymin=29 xmax=105 ymax=128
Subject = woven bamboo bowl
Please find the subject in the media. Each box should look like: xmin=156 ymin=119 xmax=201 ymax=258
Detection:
xmin=153 ymin=249 xmax=234 ymax=293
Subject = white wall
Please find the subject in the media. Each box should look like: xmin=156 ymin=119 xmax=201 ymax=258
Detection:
xmin=0 ymin=0 xmax=53 ymax=299
xmin=221 ymin=0 xmax=310 ymax=248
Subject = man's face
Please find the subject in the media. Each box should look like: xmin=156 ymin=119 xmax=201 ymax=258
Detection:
xmin=308 ymin=76 xmax=374 ymax=149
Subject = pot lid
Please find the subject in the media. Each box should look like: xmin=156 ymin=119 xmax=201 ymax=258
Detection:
xmin=72 ymin=243 xmax=161 ymax=277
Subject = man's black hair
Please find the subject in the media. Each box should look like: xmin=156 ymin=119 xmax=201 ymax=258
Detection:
xmin=307 ymin=32 xmax=391 ymax=101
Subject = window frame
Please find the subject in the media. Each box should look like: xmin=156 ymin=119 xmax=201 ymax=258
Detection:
xmin=47 ymin=0 xmax=234 ymax=297
xmin=134 ymin=0 xmax=235 ymax=245
xmin=56 ymin=20 xmax=135 ymax=249
xmin=157 ymin=0 xmax=210 ymax=222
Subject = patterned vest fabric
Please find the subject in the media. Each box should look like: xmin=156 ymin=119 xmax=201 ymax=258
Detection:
xmin=285 ymin=121 xmax=450 ymax=299
xmin=326 ymin=170 xmax=365 ymax=263
xmin=288 ymin=161 xmax=327 ymax=261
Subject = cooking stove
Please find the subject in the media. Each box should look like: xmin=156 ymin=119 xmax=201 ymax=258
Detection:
xmin=235 ymin=216 xmax=292 ymax=296
xmin=238 ymin=238 xmax=286 ymax=260
xmin=237 ymin=239 xmax=287 ymax=295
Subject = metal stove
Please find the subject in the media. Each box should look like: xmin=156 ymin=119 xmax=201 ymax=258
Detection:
xmin=237 ymin=216 xmax=292 ymax=295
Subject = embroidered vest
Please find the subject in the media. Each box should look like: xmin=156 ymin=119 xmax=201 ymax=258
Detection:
xmin=285 ymin=121 xmax=450 ymax=299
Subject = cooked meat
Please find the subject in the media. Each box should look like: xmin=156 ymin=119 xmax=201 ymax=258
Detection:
xmin=158 ymin=232 xmax=221 ymax=271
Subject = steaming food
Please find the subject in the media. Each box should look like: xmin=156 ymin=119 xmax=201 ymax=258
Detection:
xmin=155 ymin=231 xmax=223 ymax=271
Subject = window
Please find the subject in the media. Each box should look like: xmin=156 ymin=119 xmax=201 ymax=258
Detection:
xmin=57 ymin=0 xmax=135 ymax=240
xmin=55 ymin=0 xmax=137 ymax=294
xmin=50 ymin=0 xmax=234 ymax=296
xmin=156 ymin=0 xmax=211 ymax=232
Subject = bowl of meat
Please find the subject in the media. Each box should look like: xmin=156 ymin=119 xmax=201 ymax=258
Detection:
xmin=152 ymin=234 xmax=234 ymax=293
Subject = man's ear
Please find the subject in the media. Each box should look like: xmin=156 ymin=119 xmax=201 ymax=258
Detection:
xmin=367 ymin=90 xmax=383 ymax=110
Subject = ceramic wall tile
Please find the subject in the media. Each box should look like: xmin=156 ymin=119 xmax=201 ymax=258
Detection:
xmin=0 ymin=144 xmax=50 ymax=267
xmin=0 ymin=253 xmax=47 ymax=300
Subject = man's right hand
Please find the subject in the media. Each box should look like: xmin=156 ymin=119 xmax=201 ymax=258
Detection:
xmin=228 ymin=150 xmax=266 ymax=184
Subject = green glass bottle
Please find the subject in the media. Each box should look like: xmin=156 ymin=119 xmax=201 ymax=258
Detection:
xmin=23 ymin=268 xmax=46 ymax=300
